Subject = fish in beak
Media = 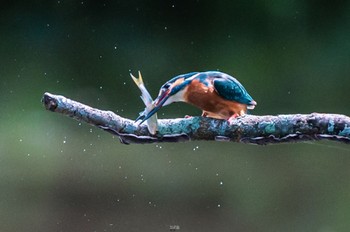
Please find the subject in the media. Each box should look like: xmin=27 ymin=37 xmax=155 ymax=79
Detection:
xmin=130 ymin=71 xmax=159 ymax=134
xmin=136 ymin=88 xmax=170 ymax=124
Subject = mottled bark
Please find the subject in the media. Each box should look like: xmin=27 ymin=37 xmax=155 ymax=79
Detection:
xmin=42 ymin=92 xmax=350 ymax=145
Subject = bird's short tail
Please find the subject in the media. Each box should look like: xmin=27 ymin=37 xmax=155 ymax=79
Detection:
xmin=247 ymin=100 xmax=257 ymax=110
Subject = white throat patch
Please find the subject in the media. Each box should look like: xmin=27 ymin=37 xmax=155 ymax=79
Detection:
xmin=163 ymin=89 xmax=185 ymax=106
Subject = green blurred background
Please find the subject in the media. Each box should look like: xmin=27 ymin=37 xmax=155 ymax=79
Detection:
xmin=1 ymin=1 xmax=350 ymax=231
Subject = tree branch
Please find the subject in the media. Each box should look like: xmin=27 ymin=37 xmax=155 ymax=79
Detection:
xmin=42 ymin=92 xmax=350 ymax=145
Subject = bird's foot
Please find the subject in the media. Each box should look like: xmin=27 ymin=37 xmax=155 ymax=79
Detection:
xmin=227 ymin=113 xmax=239 ymax=124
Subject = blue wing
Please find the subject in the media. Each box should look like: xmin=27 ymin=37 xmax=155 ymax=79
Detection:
xmin=210 ymin=72 xmax=255 ymax=105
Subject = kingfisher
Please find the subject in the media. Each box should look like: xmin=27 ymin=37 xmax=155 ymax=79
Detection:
xmin=137 ymin=71 xmax=257 ymax=123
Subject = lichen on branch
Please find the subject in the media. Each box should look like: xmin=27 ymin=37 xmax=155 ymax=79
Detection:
xmin=42 ymin=92 xmax=350 ymax=145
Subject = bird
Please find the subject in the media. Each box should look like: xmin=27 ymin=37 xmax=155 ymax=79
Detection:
xmin=136 ymin=71 xmax=257 ymax=124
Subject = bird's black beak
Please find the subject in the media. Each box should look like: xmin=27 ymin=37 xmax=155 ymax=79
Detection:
xmin=136 ymin=89 xmax=170 ymax=124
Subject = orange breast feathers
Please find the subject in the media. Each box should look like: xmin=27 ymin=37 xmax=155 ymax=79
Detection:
xmin=183 ymin=79 xmax=248 ymax=120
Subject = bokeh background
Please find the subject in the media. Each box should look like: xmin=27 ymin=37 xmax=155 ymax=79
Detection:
xmin=1 ymin=1 xmax=350 ymax=231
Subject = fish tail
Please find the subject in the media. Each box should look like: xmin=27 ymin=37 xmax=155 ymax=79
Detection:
xmin=130 ymin=71 xmax=144 ymax=86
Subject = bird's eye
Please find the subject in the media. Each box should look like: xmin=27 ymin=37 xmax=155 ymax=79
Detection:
xmin=163 ymin=83 xmax=170 ymax=89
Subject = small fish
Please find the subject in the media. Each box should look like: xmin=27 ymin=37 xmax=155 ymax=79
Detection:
xmin=130 ymin=71 xmax=158 ymax=135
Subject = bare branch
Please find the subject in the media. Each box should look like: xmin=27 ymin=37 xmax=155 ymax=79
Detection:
xmin=42 ymin=92 xmax=350 ymax=145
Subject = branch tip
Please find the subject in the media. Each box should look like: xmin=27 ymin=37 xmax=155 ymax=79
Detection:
xmin=42 ymin=92 xmax=58 ymax=112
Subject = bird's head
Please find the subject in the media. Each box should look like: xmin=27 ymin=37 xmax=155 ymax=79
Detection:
xmin=137 ymin=76 xmax=188 ymax=123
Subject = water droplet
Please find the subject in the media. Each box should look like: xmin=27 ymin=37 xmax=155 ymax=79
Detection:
xmin=219 ymin=181 xmax=223 ymax=185
xmin=100 ymin=86 xmax=103 ymax=90
xmin=63 ymin=140 xmax=66 ymax=144
xmin=217 ymin=204 xmax=221 ymax=207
